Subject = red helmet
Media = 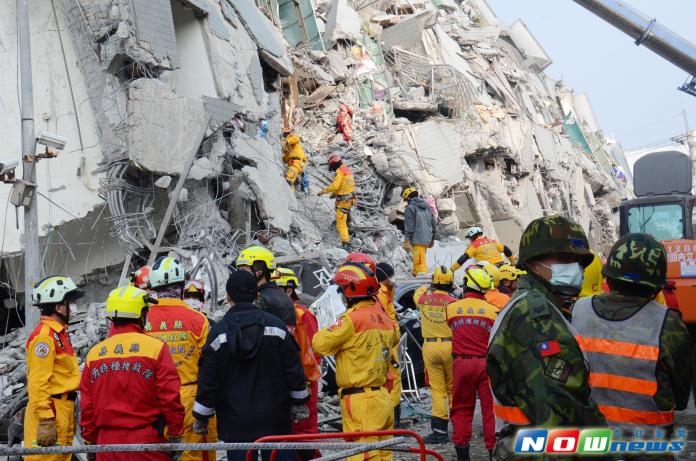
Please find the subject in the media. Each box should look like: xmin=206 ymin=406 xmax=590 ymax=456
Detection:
xmin=130 ymin=266 xmax=151 ymax=289
xmin=333 ymin=263 xmax=379 ymax=299
xmin=345 ymin=253 xmax=377 ymax=274
xmin=328 ymin=154 xmax=342 ymax=166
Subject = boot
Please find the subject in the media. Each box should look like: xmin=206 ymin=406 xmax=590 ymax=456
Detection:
xmin=488 ymin=449 xmax=493 ymax=461
xmin=455 ymin=445 xmax=470 ymax=461
xmin=393 ymin=404 xmax=402 ymax=429
xmin=422 ymin=417 xmax=449 ymax=444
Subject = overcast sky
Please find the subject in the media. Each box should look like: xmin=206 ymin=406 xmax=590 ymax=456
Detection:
xmin=486 ymin=0 xmax=696 ymax=151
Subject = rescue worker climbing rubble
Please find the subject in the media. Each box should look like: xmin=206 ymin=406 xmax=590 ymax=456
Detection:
xmin=193 ymin=270 xmax=310 ymax=461
xmin=451 ymin=227 xmax=515 ymax=272
xmin=282 ymin=129 xmax=308 ymax=191
xmin=80 ymin=286 xmax=184 ymax=461
xmin=446 ymin=267 xmax=497 ymax=460
xmin=145 ymin=257 xmax=216 ymax=461
xmin=235 ymin=245 xmax=297 ymax=327
xmin=274 ymin=267 xmax=322 ymax=461
xmin=376 ymin=262 xmax=403 ymax=428
xmin=24 ymin=276 xmax=83 ymax=461
xmin=413 ymin=266 xmax=457 ymax=444
xmin=313 ymin=253 xmax=399 ymax=461
xmin=402 ymin=187 xmax=437 ymax=276
xmin=486 ymin=216 xmax=608 ymax=461
xmin=572 ymin=234 xmax=693 ymax=461
xmin=318 ymin=154 xmax=356 ymax=248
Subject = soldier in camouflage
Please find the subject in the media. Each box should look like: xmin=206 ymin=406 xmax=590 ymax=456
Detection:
xmin=486 ymin=216 xmax=607 ymax=461
xmin=572 ymin=233 xmax=693 ymax=461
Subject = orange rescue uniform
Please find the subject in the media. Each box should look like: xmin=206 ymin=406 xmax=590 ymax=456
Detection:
xmin=378 ymin=282 xmax=402 ymax=408
xmin=24 ymin=317 xmax=80 ymax=461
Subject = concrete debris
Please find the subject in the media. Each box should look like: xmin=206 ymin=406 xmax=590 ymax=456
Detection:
xmin=0 ymin=0 xmax=631 ymax=425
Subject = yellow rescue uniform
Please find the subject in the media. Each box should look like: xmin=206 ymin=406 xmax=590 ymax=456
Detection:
xmin=24 ymin=317 xmax=80 ymax=461
xmin=313 ymin=300 xmax=399 ymax=461
xmin=378 ymin=283 xmax=402 ymax=408
xmin=282 ymin=134 xmax=308 ymax=188
xmin=322 ymin=164 xmax=356 ymax=243
xmin=413 ymin=287 xmax=455 ymax=423
xmin=580 ymin=252 xmax=604 ymax=298
xmin=146 ymin=299 xmax=217 ymax=461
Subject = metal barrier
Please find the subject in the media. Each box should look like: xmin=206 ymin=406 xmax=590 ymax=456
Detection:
xmin=251 ymin=430 xmax=445 ymax=461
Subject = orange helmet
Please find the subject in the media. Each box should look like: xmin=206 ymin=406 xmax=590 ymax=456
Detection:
xmin=328 ymin=154 xmax=342 ymax=166
xmin=333 ymin=262 xmax=379 ymax=299
xmin=345 ymin=253 xmax=377 ymax=274
xmin=130 ymin=266 xmax=151 ymax=290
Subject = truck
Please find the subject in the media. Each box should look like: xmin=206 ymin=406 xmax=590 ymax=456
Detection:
xmin=618 ymin=150 xmax=696 ymax=332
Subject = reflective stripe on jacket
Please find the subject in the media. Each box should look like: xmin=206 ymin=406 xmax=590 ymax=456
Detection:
xmin=572 ymin=296 xmax=672 ymax=427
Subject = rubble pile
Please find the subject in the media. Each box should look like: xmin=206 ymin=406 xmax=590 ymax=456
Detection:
xmin=0 ymin=0 xmax=629 ymax=435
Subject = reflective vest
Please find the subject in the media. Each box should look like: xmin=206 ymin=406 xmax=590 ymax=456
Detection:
xmin=572 ymin=296 xmax=673 ymax=427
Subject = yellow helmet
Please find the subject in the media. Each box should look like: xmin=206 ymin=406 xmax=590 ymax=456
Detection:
xmin=482 ymin=264 xmax=502 ymax=286
xmin=106 ymin=286 xmax=157 ymax=319
xmin=498 ymin=264 xmax=523 ymax=282
xmin=432 ymin=265 xmax=454 ymax=285
xmin=464 ymin=266 xmax=493 ymax=293
xmin=274 ymin=267 xmax=300 ymax=288
xmin=235 ymin=246 xmax=277 ymax=270
xmin=402 ymin=187 xmax=417 ymax=201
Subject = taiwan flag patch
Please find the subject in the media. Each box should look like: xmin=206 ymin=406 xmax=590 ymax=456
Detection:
xmin=537 ymin=339 xmax=561 ymax=357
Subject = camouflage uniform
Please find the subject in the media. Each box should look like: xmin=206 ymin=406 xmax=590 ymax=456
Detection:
xmin=573 ymin=234 xmax=694 ymax=461
xmin=486 ymin=216 xmax=607 ymax=461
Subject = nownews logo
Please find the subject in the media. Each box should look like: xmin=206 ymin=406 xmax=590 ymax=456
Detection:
xmin=514 ymin=428 xmax=687 ymax=455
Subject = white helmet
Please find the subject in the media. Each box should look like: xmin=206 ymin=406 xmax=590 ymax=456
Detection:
xmin=149 ymin=256 xmax=186 ymax=288
xmin=32 ymin=276 xmax=83 ymax=306
xmin=464 ymin=226 xmax=483 ymax=239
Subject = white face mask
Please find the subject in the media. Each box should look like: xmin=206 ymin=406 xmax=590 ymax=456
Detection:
xmin=541 ymin=262 xmax=584 ymax=293
xmin=186 ymin=299 xmax=205 ymax=311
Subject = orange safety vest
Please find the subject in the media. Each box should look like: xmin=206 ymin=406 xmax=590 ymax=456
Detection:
xmin=572 ymin=296 xmax=673 ymax=427
xmin=293 ymin=306 xmax=320 ymax=383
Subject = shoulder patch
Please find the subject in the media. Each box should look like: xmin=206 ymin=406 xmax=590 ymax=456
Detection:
xmin=34 ymin=341 xmax=50 ymax=358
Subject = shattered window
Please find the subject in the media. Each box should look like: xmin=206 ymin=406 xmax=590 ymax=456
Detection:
xmin=627 ymin=204 xmax=684 ymax=241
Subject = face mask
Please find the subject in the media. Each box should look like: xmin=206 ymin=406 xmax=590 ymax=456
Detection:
xmin=540 ymin=262 xmax=584 ymax=295
xmin=186 ymin=299 xmax=204 ymax=311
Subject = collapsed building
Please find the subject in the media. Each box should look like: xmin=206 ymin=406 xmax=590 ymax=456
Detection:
xmin=0 ymin=0 xmax=628 ymax=425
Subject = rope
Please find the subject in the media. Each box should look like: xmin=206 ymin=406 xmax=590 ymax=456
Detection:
xmin=0 ymin=438 xmax=407 ymax=456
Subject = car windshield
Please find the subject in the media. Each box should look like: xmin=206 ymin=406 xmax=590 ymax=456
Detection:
xmin=627 ymin=203 xmax=684 ymax=240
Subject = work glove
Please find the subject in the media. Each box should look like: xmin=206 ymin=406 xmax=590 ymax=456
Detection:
xmin=168 ymin=436 xmax=183 ymax=461
xmin=402 ymin=240 xmax=412 ymax=251
xmin=36 ymin=418 xmax=57 ymax=446
xmin=193 ymin=418 xmax=208 ymax=435
xmin=290 ymin=403 xmax=310 ymax=423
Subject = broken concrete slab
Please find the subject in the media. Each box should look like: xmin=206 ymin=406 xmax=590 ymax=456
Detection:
xmin=324 ymin=0 xmax=362 ymax=44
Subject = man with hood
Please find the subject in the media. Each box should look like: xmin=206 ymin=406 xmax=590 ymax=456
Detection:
xmin=193 ymin=270 xmax=309 ymax=461
xmin=402 ymin=187 xmax=437 ymax=276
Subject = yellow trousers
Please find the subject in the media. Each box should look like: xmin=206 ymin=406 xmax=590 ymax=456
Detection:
xmin=336 ymin=199 xmax=355 ymax=243
xmin=24 ymin=398 xmax=74 ymax=461
xmin=181 ymin=384 xmax=218 ymax=461
xmin=411 ymin=245 xmax=428 ymax=275
xmin=340 ymin=388 xmax=393 ymax=461
xmin=389 ymin=350 xmax=402 ymax=408
xmin=423 ymin=341 xmax=453 ymax=420
xmin=285 ymin=160 xmax=304 ymax=188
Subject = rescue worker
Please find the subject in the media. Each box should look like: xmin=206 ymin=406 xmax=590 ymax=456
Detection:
xmin=446 ymin=267 xmax=497 ymax=461
xmin=313 ymin=254 xmax=399 ymax=461
xmin=80 ymin=286 xmax=184 ymax=461
xmin=318 ymin=154 xmax=356 ymax=248
xmin=451 ymin=227 xmax=515 ymax=272
xmin=486 ymin=216 xmax=607 ymax=461
xmin=130 ymin=265 xmax=155 ymax=295
xmin=282 ymin=130 xmax=308 ymax=191
xmin=193 ymin=270 xmax=310 ymax=461
xmin=579 ymin=251 xmax=604 ymax=298
xmin=402 ymin=187 xmax=437 ymax=276
xmin=183 ymin=279 xmax=207 ymax=312
xmin=482 ymin=265 xmax=509 ymax=311
xmin=413 ymin=266 xmax=457 ymax=444
xmin=24 ymin=276 xmax=83 ymax=460
xmin=376 ymin=262 xmax=403 ymax=427
xmin=497 ymin=264 xmax=522 ymax=296
xmin=275 ymin=267 xmax=322 ymax=461
xmin=572 ymin=234 xmax=693 ymax=459
xmin=145 ymin=257 xmax=216 ymax=461
xmin=235 ymin=245 xmax=296 ymax=327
